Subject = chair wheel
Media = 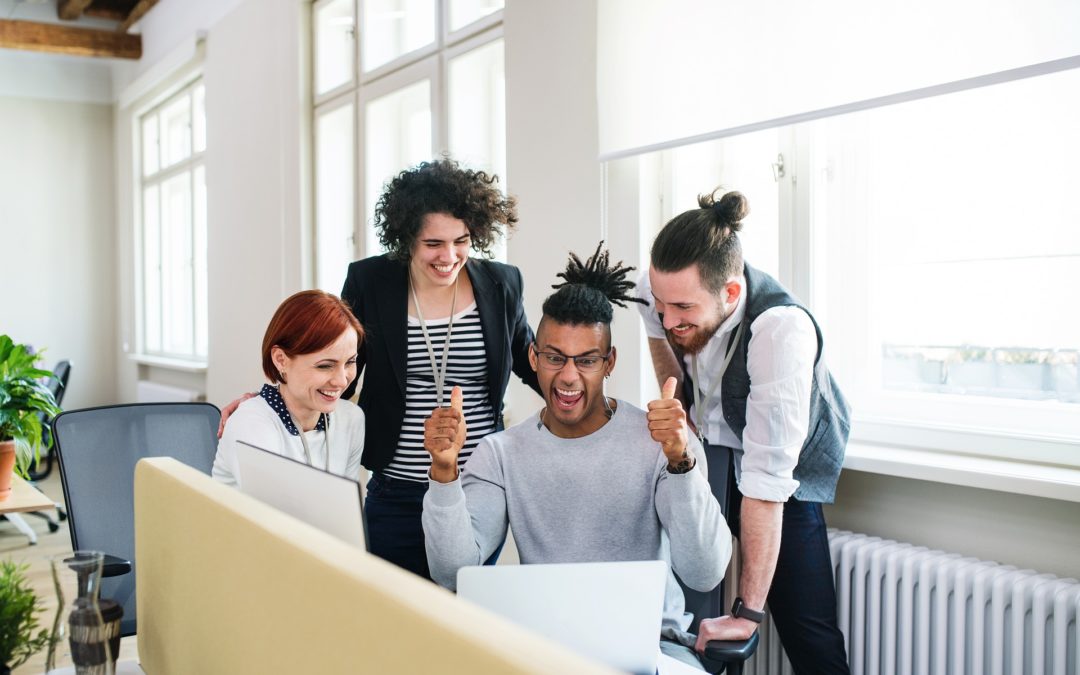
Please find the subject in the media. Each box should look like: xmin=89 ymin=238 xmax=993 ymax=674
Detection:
xmin=48 ymin=522 xmax=60 ymax=533
xmin=58 ymin=510 xmax=68 ymax=521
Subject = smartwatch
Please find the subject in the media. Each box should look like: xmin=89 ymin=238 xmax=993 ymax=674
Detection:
xmin=730 ymin=597 xmax=765 ymax=624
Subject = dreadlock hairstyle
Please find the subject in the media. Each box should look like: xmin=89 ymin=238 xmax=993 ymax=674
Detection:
xmin=541 ymin=241 xmax=646 ymax=326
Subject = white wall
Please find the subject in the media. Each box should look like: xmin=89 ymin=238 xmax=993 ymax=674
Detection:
xmin=0 ymin=94 xmax=116 ymax=410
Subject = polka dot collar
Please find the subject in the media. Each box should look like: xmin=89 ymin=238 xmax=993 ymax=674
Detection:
xmin=260 ymin=384 xmax=327 ymax=436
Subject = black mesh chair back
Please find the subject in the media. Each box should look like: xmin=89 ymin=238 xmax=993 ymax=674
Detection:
xmin=50 ymin=359 xmax=71 ymax=405
xmin=52 ymin=402 xmax=221 ymax=637
xmin=674 ymin=444 xmax=758 ymax=674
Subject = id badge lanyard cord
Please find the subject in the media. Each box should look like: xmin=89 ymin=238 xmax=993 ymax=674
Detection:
xmin=292 ymin=413 xmax=332 ymax=472
xmin=410 ymin=275 xmax=459 ymax=409
xmin=690 ymin=321 xmax=744 ymax=446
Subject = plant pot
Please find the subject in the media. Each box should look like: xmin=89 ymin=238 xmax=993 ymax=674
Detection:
xmin=0 ymin=439 xmax=16 ymax=501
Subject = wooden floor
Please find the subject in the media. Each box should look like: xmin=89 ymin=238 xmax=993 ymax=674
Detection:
xmin=1 ymin=469 xmax=139 ymax=674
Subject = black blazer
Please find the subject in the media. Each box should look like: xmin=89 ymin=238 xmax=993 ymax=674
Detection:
xmin=341 ymin=255 xmax=541 ymax=472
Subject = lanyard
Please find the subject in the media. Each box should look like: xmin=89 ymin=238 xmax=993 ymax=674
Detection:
xmin=410 ymin=275 xmax=459 ymax=409
xmin=292 ymin=413 xmax=332 ymax=472
xmin=690 ymin=321 xmax=744 ymax=446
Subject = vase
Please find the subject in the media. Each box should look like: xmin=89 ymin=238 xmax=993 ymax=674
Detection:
xmin=0 ymin=439 xmax=15 ymax=501
xmin=46 ymin=552 xmax=120 ymax=675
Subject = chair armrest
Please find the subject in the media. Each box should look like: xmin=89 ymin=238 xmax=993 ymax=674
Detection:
xmin=703 ymin=630 xmax=759 ymax=662
xmin=102 ymin=554 xmax=132 ymax=577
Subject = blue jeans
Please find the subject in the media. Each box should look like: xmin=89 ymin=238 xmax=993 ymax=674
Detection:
xmin=729 ymin=493 xmax=850 ymax=675
xmin=365 ymin=472 xmax=503 ymax=581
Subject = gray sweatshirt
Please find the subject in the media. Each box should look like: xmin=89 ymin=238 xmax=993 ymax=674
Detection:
xmin=422 ymin=400 xmax=731 ymax=645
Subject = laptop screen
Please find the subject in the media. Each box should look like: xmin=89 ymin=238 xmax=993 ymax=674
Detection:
xmin=234 ymin=440 xmax=367 ymax=551
xmin=457 ymin=560 xmax=667 ymax=675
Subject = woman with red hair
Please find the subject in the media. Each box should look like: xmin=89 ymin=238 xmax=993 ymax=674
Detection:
xmin=213 ymin=290 xmax=366 ymax=486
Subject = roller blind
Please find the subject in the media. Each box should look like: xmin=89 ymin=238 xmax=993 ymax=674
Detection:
xmin=597 ymin=0 xmax=1080 ymax=159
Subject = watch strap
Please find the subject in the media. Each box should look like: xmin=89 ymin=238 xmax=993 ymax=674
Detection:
xmin=731 ymin=596 xmax=765 ymax=623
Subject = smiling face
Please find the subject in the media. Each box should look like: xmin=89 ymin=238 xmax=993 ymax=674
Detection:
xmin=649 ymin=265 xmax=740 ymax=355
xmin=529 ymin=318 xmax=616 ymax=439
xmin=409 ymin=212 xmax=471 ymax=290
xmin=272 ymin=327 xmax=359 ymax=431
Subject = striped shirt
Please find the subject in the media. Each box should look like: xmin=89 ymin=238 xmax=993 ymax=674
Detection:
xmin=385 ymin=303 xmax=495 ymax=482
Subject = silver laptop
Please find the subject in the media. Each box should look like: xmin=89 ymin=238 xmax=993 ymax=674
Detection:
xmin=234 ymin=440 xmax=367 ymax=550
xmin=457 ymin=560 xmax=668 ymax=675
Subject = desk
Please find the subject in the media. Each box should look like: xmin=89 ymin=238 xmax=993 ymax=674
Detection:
xmin=1 ymin=474 xmax=55 ymax=545
xmin=1 ymin=474 xmax=55 ymax=513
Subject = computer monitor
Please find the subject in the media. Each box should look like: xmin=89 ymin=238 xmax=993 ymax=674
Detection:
xmin=234 ymin=440 xmax=367 ymax=551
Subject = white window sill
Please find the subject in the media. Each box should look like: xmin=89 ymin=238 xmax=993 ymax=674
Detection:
xmin=129 ymin=353 xmax=208 ymax=373
xmin=844 ymin=441 xmax=1080 ymax=504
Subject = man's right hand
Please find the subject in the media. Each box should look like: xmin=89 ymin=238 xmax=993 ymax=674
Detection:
xmin=217 ymin=392 xmax=257 ymax=438
xmin=425 ymin=386 xmax=467 ymax=483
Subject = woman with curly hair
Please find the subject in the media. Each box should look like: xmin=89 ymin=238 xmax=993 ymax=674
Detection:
xmin=338 ymin=158 xmax=541 ymax=578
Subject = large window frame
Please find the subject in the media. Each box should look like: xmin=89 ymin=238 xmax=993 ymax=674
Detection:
xmin=135 ymin=76 xmax=208 ymax=366
xmin=613 ymin=66 xmax=1080 ymax=473
xmin=311 ymin=0 xmax=507 ymax=292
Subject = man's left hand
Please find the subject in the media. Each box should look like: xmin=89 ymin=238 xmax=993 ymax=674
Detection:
xmin=647 ymin=376 xmax=692 ymax=467
xmin=694 ymin=615 xmax=758 ymax=652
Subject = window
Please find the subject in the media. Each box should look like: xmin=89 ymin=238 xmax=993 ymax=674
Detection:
xmin=138 ymin=79 xmax=208 ymax=362
xmin=622 ymin=66 xmax=1080 ymax=460
xmin=311 ymin=0 xmax=507 ymax=290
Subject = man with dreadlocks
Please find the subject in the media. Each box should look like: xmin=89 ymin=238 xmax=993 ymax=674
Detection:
xmin=421 ymin=242 xmax=730 ymax=669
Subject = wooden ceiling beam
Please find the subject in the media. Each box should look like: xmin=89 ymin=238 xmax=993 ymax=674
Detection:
xmin=85 ymin=7 xmax=129 ymax=21
xmin=57 ymin=0 xmax=95 ymax=21
xmin=119 ymin=0 xmax=159 ymax=33
xmin=0 ymin=19 xmax=142 ymax=59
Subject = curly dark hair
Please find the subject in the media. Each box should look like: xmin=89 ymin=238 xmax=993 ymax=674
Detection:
xmin=373 ymin=158 xmax=518 ymax=260
xmin=542 ymin=241 xmax=646 ymax=326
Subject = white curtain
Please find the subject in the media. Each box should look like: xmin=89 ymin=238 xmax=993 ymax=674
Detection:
xmin=597 ymin=0 xmax=1080 ymax=159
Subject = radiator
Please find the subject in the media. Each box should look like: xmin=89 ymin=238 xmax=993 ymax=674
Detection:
xmin=743 ymin=529 xmax=1080 ymax=675
xmin=135 ymin=380 xmax=204 ymax=403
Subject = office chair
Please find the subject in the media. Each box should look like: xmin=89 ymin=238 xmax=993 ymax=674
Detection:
xmin=28 ymin=358 xmax=71 ymax=481
xmin=675 ymin=444 xmax=759 ymax=675
xmin=52 ymin=402 xmax=221 ymax=637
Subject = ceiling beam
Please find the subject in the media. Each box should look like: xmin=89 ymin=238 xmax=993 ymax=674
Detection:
xmin=85 ymin=7 xmax=128 ymax=21
xmin=0 ymin=19 xmax=142 ymax=59
xmin=57 ymin=0 xmax=95 ymax=21
xmin=119 ymin=0 xmax=159 ymax=33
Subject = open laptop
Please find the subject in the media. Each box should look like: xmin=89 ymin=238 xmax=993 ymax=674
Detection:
xmin=234 ymin=440 xmax=367 ymax=551
xmin=457 ymin=560 xmax=670 ymax=675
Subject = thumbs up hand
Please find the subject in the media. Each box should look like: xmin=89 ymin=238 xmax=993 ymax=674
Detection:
xmin=647 ymin=377 xmax=693 ymax=469
xmin=425 ymin=385 xmax=468 ymax=483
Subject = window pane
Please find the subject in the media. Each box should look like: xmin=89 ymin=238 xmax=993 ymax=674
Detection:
xmin=364 ymin=79 xmax=432 ymax=255
xmin=813 ymin=68 xmax=1080 ymax=405
xmin=193 ymin=82 xmax=206 ymax=154
xmin=315 ymin=0 xmax=356 ymax=94
xmin=142 ymin=116 xmax=159 ymax=176
xmin=650 ymin=131 xmax=781 ymax=279
xmin=361 ymin=0 xmax=435 ymax=72
xmin=316 ymin=103 xmax=356 ymax=292
xmin=160 ymin=94 xmax=192 ymax=168
xmin=448 ymin=0 xmax=502 ymax=31
xmin=142 ymin=186 xmax=161 ymax=353
xmin=193 ymin=166 xmax=208 ymax=358
xmin=161 ymin=172 xmax=194 ymax=356
xmin=448 ymin=39 xmax=505 ymax=180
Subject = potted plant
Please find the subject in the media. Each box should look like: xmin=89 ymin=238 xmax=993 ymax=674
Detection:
xmin=0 ymin=559 xmax=52 ymax=674
xmin=0 ymin=335 xmax=61 ymax=500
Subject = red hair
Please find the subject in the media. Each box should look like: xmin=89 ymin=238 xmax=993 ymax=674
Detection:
xmin=261 ymin=290 xmax=364 ymax=383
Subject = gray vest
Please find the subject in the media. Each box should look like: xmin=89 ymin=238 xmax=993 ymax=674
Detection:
xmin=684 ymin=264 xmax=850 ymax=503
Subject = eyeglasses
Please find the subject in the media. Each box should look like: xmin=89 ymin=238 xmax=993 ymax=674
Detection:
xmin=532 ymin=346 xmax=613 ymax=373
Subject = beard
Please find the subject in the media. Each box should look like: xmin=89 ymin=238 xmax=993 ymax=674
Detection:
xmin=663 ymin=305 xmax=729 ymax=356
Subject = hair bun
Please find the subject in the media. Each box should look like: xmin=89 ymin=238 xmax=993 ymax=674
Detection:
xmin=713 ymin=191 xmax=748 ymax=232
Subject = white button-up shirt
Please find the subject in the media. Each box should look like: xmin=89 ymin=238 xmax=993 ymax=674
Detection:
xmin=637 ymin=272 xmax=817 ymax=502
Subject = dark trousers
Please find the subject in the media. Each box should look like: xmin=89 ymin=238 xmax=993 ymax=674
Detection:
xmin=365 ymin=472 xmax=503 ymax=581
xmin=729 ymin=490 xmax=850 ymax=675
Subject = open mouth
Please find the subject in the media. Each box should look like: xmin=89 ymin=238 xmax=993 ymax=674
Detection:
xmin=316 ymin=388 xmax=341 ymax=404
xmin=552 ymin=387 xmax=584 ymax=410
xmin=669 ymin=325 xmax=694 ymax=339
xmin=431 ymin=261 xmax=460 ymax=277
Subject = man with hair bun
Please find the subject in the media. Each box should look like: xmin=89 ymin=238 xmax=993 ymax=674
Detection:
xmin=639 ymin=189 xmax=851 ymax=674
xmin=423 ymin=243 xmax=730 ymax=669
